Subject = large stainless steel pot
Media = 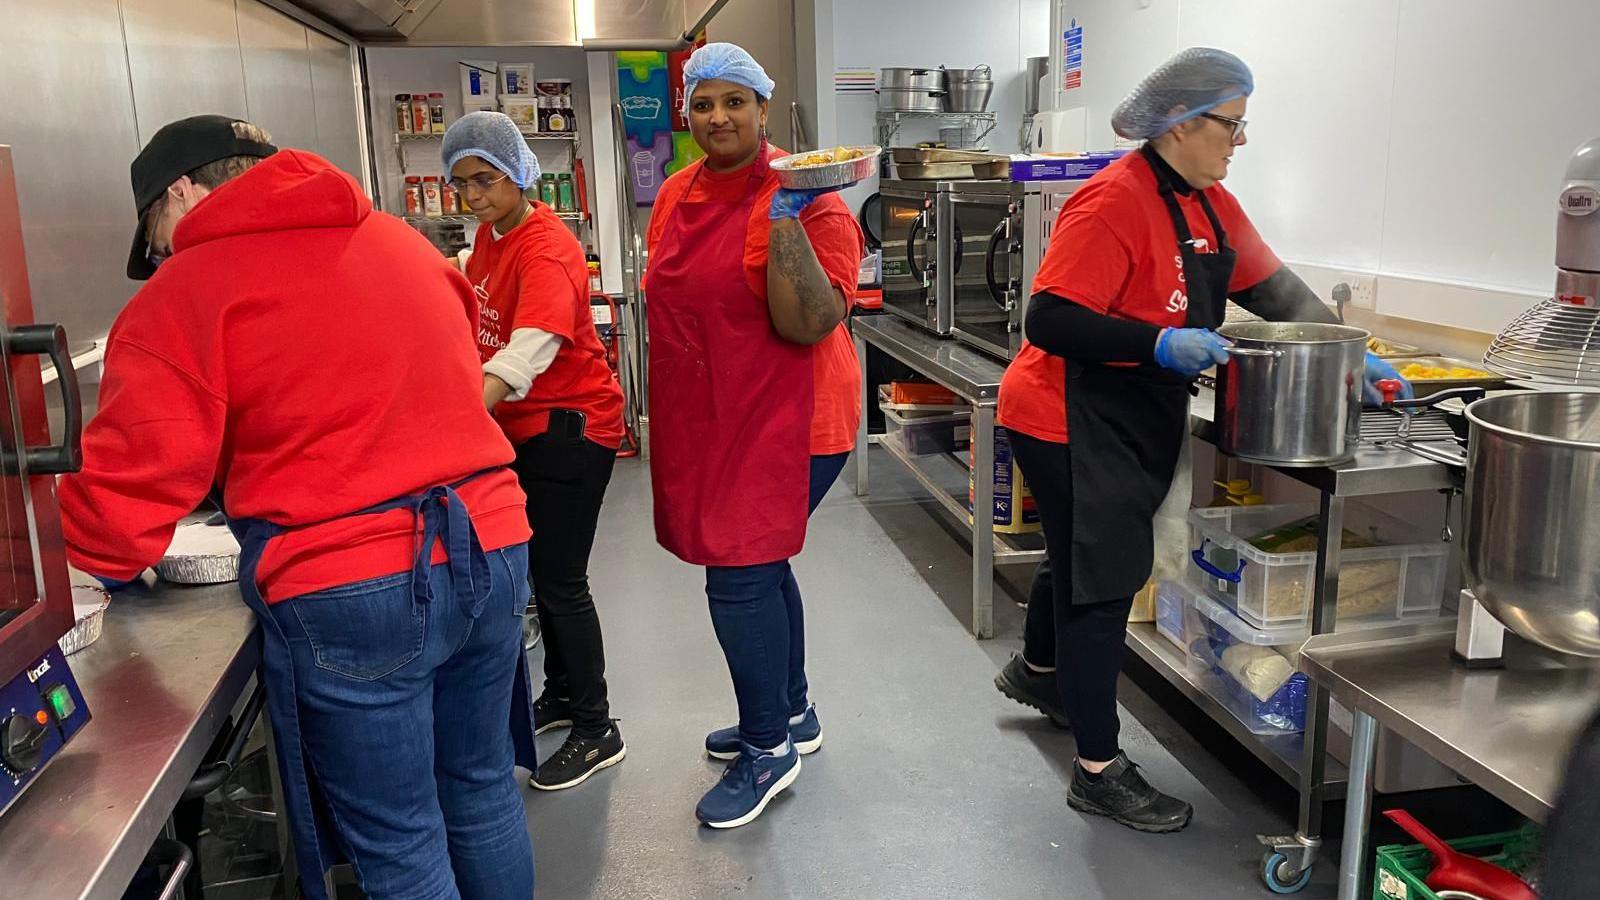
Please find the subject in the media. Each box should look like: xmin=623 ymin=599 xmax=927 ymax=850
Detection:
xmin=943 ymin=65 xmax=993 ymax=112
xmin=879 ymin=88 xmax=946 ymax=113
xmin=1215 ymin=322 xmax=1369 ymax=466
xmin=879 ymin=67 xmax=945 ymax=92
xmin=1462 ymin=391 xmax=1600 ymax=657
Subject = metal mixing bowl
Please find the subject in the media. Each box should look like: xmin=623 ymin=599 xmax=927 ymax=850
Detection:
xmin=770 ymin=146 xmax=882 ymax=191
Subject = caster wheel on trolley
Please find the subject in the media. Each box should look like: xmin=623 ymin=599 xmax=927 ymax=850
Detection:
xmin=1261 ymin=852 xmax=1313 ymax=894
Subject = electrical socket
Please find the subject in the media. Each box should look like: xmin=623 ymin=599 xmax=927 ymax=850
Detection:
xmin=1339 ymin=273 xmax=1378 ymax=310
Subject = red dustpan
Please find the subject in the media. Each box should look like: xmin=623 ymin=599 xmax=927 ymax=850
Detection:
xmin=1382 ymin=810 xmax=1536 ymax=900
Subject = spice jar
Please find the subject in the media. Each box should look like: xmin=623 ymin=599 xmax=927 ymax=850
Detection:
xmin=429 ymin=92 xmax=446 ymax=134
xmin=403 ymin=176 xmax=423 ymax=216
xmin=440 ymin=180 xmax=458 ymax=215
xmin=556 ymin=173 xmax=576 ymax=212
xmin=395 ymin=94 xmax=413 ymax=134
xmin=410 ymin=94 xmax=430 ymax=135
xmin=421 ymin=176 xmax=444 ymax=217
xmin=539 ymin=173 xmax=559 ymax=208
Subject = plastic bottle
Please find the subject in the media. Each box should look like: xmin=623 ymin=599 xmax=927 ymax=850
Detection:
xmin=422 ymin=176 xmax=444 ymax=217
xmin=556 ymin=173 xmax=575 ymax=212
xmin=429 ymin=92 xmax=446 ymax=134
xmin=403 ymin=176 xmax=423 ymax=215
xmin=395 ymin=94 xmax=413 ymax=134
xmin=539 ymin=173 xmax=559 ymax=208
xmin=410 ymin=94 xmax=430 ymax=135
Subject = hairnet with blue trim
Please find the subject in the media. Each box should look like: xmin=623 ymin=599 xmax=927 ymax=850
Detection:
xmin=442 ymin=111 xmax=541 ymax=189
xmin=1111 ymin=48 xmax=1254 ymax=141
xmin=682 ymin=42 xmax=776 ymax=116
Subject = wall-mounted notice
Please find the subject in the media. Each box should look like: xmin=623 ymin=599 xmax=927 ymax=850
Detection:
xmin=1062 ymin=18 xmax=1083 ymax=92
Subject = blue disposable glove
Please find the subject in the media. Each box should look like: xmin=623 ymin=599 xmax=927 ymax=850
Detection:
xmin=770 ymin=187 xmax=827 ymax=221
xmin=1154 ymin=327 xmax=1232 ymax=377
xmin=95 ymin=574 xmax=139 ymax=591
xmin=1362 ymin=351 xmax=1414 ymax=406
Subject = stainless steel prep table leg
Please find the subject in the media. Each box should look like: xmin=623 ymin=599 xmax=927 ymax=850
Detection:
xmin=1260 ymin=492 xmax=1345 ymax=891
xmin=971 ymin=405 xmax=996 ymax=639
xmin=853 ymin=331 xmax=869 ymax=497
xmin=1337 ymin=711 xmax=1380 ymax=900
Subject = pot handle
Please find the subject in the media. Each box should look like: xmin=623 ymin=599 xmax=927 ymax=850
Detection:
xmin=1191 ymin=539 xmax=1247 ymax=583
xmin=1227 ymin=346 xmax=1284 ymax=358
xmin=1395 ymin=440 xmax=1469 ymax=468
xmin=1388 ymin=386 xmax=1488 ymax=410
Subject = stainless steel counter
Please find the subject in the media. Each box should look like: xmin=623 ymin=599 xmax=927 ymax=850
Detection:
xmin=0 ymin=576 xmax=258 ymax=900
xmin=852 ymin=315 xmax=1007 ymax=402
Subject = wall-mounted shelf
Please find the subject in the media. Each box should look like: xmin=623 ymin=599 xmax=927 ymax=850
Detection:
xmin=402 ymin=212 xmax=587 ymax=226
xmin=395 ymin=131 xmax=578 ymax=143
xmin=875 ymin=110 xmax=998 ymax=147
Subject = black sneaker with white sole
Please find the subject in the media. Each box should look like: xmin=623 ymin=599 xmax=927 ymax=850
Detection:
xmin=531 ymin=723 xmax=626 ymax=791
xmin=1067 ymin=752 xmax=1193 ymax=833
xmin=993 ymin=653 xmax=1070 ymax=729
xmin=533 ymin=694 xmax=573 ymax=736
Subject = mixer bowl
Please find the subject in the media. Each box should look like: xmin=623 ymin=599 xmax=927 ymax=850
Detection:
xmin=1462 ymin=392 xmax=1600 ymax=656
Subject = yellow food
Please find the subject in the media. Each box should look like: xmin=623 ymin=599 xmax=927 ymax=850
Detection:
xmin=1397 ymin=363 xmax=1492 ymax=380
xmin=786 ymin=147 xmax=867 ymax=168
xmin=1367 ymin=337 xmax=1412 ymax=356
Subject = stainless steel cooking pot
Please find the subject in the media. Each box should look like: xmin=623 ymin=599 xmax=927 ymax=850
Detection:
xmin=942 ymin=65 xmax=993 ymax=112
xmin=1461 ymin=391 xmax=1600 ymax=657
xmin=1214 ymin=321 xmax=1369 ymax=466
xmin=879 ymin=67 xmax=945 ymax=92
xmin=878 ymin=88 xmax=945 ymax=113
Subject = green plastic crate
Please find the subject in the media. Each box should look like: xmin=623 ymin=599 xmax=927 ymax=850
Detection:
xmin=1372 ymin=825 xmax=1540 ymax=900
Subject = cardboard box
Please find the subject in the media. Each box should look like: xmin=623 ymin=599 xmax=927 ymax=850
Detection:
xmin=1008 ymin=151 xmax=1125 ymax=182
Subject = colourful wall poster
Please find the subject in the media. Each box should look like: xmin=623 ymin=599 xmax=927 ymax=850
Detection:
xmin=628 ymin=132 xmax=673 ymax=206
xmin=616 ymin=51 xmax=667 ymax=84
xmin=618 ymin=66 xmax=671 ymax=147
xmin=668 ymin=50 xmax=692 ymax=132
xmin=665 ymin=131 xmax=705 ymax=178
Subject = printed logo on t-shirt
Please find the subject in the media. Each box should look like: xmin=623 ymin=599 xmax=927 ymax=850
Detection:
xmin=475 ymin=276 xmax=505 ymax=351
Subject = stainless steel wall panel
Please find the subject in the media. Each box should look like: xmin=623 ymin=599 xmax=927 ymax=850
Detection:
xmin=305 ymin=29 xmax=366 ymax=180
xmin=0 ymin=0 xmax=142 ymax=344
xmin=237 ymin=0 xmax=320 ymax=152
xmin=122 ymin=0 xmax=251 ymax=143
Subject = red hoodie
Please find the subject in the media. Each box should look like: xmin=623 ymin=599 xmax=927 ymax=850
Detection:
xmin=58 ymin=150 xmax=530 ymax=602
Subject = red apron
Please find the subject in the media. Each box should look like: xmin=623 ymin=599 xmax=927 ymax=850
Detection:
xmin=646 ymin=150 xmax=814 ymax=566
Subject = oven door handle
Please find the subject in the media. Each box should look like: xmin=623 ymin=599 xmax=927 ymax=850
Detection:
xmin=907 ymin=209 xmax=932 ymax=288
xmin=10 ymin=323 xmax=82 ymax=474
xmin=984 ymin=218 xmax=1012 ymax=309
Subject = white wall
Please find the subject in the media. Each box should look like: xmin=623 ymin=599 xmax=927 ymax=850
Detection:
xmin=1049 ymin=0 xmax=1600 ymax=335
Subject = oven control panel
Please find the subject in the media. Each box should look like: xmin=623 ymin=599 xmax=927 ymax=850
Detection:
xmin=0 ymin=646 xmax=88 ymax=815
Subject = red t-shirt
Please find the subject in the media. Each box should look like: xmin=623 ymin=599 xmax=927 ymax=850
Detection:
xmin=466 ymin=202 xmax=625 ymax=448
xmin=58 ymin=151 xmax=530 ymax=602
xmin=998 ymin=151 xmax=1282 ymax=444
xmin=646 ymin=147 xmax=865 ymax=456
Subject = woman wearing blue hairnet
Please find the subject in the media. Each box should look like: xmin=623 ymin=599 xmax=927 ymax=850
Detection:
xmin=442 ymin=111 xmax=629 ymax=792
xmin=643 ymin=42 xmax=865 ymax=829
xmin=993 ymin=48 xmax=1410 ymax=833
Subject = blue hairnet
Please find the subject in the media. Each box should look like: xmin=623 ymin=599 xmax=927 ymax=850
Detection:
xmin=1111 ymin=48 xmax=1254 ymax=141
xmin=682 ymin=42 xmax=776 ymax=116
xmin=442 ymin=111 xmax=541 ymax=189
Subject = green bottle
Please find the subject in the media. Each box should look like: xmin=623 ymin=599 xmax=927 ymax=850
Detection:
xmin=557 ymin=173 xmax=576 ymax=212
xmin=539 ymin=173 xmax=558 ymax=208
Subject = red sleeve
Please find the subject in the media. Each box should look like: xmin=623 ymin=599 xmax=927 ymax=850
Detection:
xmin=1210 ymin=187 xmax=1282 ymax=292
xmin=799 ymin=198 xmax=865 ymax=305
xmin=510 ymin=247 xmax=586 ymax=341
xmin=449 ymin=265 xmax=480 ymax=339
xmin=1031 ymin=208 xmax=1133 ymax=315
xmin=58 ymin=338 xmax=226 ymax=579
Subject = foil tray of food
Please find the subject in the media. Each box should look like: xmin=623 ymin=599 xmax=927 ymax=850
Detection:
xmin=770 ymin=146 xmax=882 ymax=190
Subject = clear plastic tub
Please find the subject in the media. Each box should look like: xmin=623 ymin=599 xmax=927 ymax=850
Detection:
xmin=1187 ymin=502 xmax=1446 ymax=630
xmin=1189 ymin=596 xmax=1310 ymax=735
xmin=1155 ymin=580 xmax=1204 ymax=653
xmin=881 ymin=405 xmax=970 ymax=456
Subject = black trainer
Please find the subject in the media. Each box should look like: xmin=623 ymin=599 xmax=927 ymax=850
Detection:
xmin=533 ymin=694 xmax=573 ymax=736
xmin=1067 ymin=753 xmax=1194 ymax=833
xmin=993 ymin=653 xmax=1070 ymax=729
xmin=531 ymin=723 xmax=626 ymax=791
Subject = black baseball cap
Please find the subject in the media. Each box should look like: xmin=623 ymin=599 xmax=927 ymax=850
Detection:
xmin=127 ymin=115 xmax=278 ymax=280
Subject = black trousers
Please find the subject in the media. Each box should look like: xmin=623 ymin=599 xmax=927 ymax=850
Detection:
xmin=1009 ymin=430 xmax=1135 ymax=763
xmin=511 ymin=431 xmax=618 ymax=737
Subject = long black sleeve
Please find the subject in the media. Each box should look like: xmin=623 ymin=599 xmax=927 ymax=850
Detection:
xmin=1230 ymin=266 xmax=1339 ymax=324
xmin=1024 ymin=291 xmax=1162 ymax=363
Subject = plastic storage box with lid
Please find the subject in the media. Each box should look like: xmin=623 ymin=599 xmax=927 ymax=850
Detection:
xmin=1189 ymin=590 xmax=1311 ymax=735
xmin=1187 ymin=501 xmax=1446 ymax=630
xmin=500 ymin=96 xmax=542 ymax=131
xmin=880 ymin=405 xmax=971 ymax=456
xmin=1154 ymin=580 xmax=1207 ymax=654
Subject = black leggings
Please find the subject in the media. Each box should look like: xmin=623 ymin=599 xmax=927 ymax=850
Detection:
xmin=1009 ymin=430 xmax=1135 ymax=763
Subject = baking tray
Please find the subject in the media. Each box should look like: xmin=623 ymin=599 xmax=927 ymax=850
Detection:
xmin=157 ymin=522 xmax=242 ymax=585
xmin=1392 ymin=356 xmax=1508 ymax=397
xmin=894 ymin=160 xmax=1010 ymax=180
xmin=60 ymin=584 xmax=110 ymax=656
xmin=770 ymin=146 xmax=882 ymax=190
xmin=889 ymin=148 xmax=1002 ymax=165
xmin=1366 ymin=336 xmax=1433 ymax=358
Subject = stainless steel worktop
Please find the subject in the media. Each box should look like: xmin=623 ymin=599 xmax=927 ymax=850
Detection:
xmin=1300 ymin=622 xmax=1600 ymax=822
xmin=853 ymin=315 xmax=1007 ymax=402
xmin=0 ymin=576 xmax=257 ymax=900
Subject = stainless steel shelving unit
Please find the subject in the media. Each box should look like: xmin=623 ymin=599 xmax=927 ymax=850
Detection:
xmin=874 ymin=110 xmax=998 ymax=148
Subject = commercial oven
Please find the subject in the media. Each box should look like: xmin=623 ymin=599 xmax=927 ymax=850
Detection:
xmin=878 ymin=179 xmax=948 ymax=334
xmin=0 ymin=146 xmax=89 ymax=816
xmin=946 ymin=179 xmax=1084 ymax=360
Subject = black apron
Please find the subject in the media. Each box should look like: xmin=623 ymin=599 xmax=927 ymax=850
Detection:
xmin=1063 ymin=146 xmax=1234 ymax=604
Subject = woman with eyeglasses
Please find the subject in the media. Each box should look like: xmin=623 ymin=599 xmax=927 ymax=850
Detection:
xmin=442 ymin=111 xmax=627 ymax=792
xmin=990 ymin=48 xmax=1409 ymax=833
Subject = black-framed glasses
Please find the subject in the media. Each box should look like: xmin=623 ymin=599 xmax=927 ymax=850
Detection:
xmin=448 ymin=172 xmax=511 ymax=194
xmin=1200 ymin=112 xmax=1247 ymax=142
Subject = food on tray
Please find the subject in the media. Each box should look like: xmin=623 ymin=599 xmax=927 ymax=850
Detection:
xmin=785 ymin=147 xmax=869 ymax=168
xmin=1367 ymin=337 xmax=1417 ymax=356
xmin=1398 ymin=362 xmax=1492 ymax=380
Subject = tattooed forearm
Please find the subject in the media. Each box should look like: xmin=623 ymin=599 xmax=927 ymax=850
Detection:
xmin=767 ymin=218 xmax=846 ymax=344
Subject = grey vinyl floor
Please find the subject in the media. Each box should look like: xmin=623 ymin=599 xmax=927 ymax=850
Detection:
xmin=522 ymin=448 xmax=1339 ymax=899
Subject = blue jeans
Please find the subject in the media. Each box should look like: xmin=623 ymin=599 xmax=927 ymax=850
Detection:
xmin=705 ymin=453 xmax=848 ymax=749
xmin=269 ymin=544 xmax=535 ymax=900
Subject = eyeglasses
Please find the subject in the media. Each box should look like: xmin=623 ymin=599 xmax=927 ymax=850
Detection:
xmin=448 ymin=172 xmax=511 ymax=194
xmin=1200 ymin=112 xmax=1247 ymax=143
xmin=144 ymin=198 xmax=170 ymax=267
